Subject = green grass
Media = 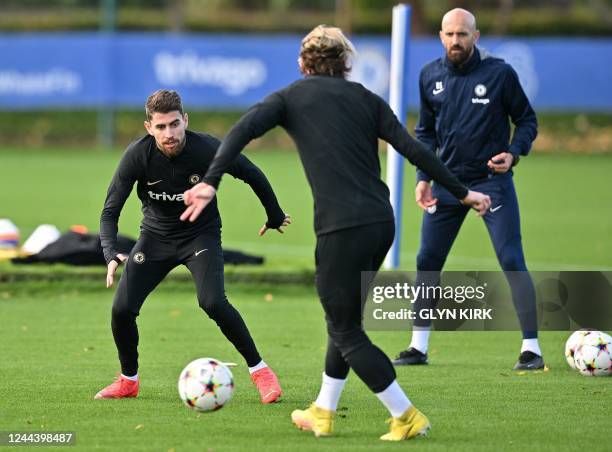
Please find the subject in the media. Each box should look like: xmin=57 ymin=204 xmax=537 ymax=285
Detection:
xmin=1 ymin=148 xmax=611 ymax=273
xmin=1 ymin=148 xmax=611 ymax=450
xmin=0 ymin=281 xmax=610 ymax=451
xmin=0 ymin=111 xmax=609 ymax=152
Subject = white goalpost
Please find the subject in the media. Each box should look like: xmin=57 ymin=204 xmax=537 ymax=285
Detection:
xmin=384 ymin=3 xmax=412 ymax=269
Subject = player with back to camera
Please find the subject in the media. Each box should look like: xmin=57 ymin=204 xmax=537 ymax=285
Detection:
xmin=95 ymin=89 xmax=290 ymax=403
xmin=180 ymin=26 xmax=491 ymax=441
xmin=392 ymin=8 xmax=543 ymax=371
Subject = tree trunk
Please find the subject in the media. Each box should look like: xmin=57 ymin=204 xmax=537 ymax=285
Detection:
xmin=167 ymin=0 xmax=186 ymax=32
xmin=493 ymin=0 xmax=515 ymax=36
xmin=335 ymin=0 xmax=352 ymax=35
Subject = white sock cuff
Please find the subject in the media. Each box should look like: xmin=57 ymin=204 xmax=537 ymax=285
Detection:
xmin=322 ymin=373 xmax=347 ymax=385
xmin=314 ymin=372 xmax=347 ymax=412
xmin=521 ymin=338 xmax=541 ymax=356
xmin=248 ymin=360 xmax=268 ymax=374
xmin=121 ymin=373 xmax=138 ymax=381
xmin=375 ymin=380 xmax=412 ymax=418
xmin=409 ymin=328 xmax=431 ymax=354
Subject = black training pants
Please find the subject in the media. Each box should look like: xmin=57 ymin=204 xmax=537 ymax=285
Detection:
xmin=315 ymin=221 xmax=396 ymax=393
xmin=110 ymin=230 xmax=261 ymax=376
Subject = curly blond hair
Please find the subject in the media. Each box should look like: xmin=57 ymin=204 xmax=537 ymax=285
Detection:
xmin=299 ymin=25 xmax=356 ymax=78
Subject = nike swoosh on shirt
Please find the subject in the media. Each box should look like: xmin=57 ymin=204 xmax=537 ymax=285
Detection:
xmin=432 ymin=88 xmax=444 ymax=95
xmin=147 ymin=180 xmax=163 ymax=186
xmin=195 ymin=249 xmax=208 ymax=256
xmin=490 ymin=205 xmax=503 ymax=213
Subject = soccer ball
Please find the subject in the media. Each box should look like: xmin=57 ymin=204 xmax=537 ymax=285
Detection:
xmin=564 ymin=329 xmax=595 ymax=369
xmin=573 ymin=331 xmax=612 ymax=377
xmin=178 ymin=358 xmax=235 ymax=412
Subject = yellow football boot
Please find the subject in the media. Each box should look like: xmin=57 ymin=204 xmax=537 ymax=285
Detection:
xmin=380 ymin=406 xmax=431 ymax=441
xmin=291 ymin=403 xmax=335 ymax=437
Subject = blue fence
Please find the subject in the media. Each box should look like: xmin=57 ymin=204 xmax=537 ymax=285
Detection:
xmin=0 ymin=33 xmax=610 ymax=111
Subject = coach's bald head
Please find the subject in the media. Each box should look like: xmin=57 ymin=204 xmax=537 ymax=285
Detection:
xmin=442 ymin=8 xmax=477 ymax=32
xmin=440 ymin=8 xmax=479 ymax=66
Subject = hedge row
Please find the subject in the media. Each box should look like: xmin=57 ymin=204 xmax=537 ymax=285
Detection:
xmin=0 ymin=6 xmax=610 ymax=35
xmin=0 ymin=110 xmax=609 ymax=153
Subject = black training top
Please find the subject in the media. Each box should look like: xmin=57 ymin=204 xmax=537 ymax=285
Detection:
xmin=100 ymin=130 xmax=285 ymax=264
xmin=202 ymin=75 xmax=469 ymax=236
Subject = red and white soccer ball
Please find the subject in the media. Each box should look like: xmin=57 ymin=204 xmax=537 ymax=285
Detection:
xmin=178 ymin=358 xmax=235 ymax=412
xmin=565 ymin=330 xmax=612 ymax=377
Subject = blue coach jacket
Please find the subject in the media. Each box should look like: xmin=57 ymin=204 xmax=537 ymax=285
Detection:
xmin=415 ymin=47 xmax=537 ymax=184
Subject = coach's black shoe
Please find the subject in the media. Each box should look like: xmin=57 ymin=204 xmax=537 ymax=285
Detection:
xmin=513 ymin=351 xmax=545 ymax=370
xmin=393 ymin=347 xmax=428 ymax=366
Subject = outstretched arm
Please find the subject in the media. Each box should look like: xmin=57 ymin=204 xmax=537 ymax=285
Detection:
xmin=226 ymin=154 xmax=291 ymax=235
xmin=376 ymin=95 xmax=491 ymax=215
xmin=181 ymin=92 xmax=286 ymax=222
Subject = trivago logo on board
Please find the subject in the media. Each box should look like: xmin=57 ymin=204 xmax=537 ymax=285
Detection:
xmin=154 ymin=51 xmax=267 ymax=96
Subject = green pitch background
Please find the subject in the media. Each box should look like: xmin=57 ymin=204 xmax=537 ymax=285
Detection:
xmin=1 ymin=148 xmax=611 ymax=270
xmin=1 ymin=280 xmax=610 ymax=451
xmin=1 ymin=148 xmax=611 ymax=451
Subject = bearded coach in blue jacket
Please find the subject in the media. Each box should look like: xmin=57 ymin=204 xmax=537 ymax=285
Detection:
xmin=393 ymin=8 xmax=544 ymax=370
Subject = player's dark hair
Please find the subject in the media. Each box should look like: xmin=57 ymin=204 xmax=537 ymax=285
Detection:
xmin=299 ymin=25 xmax=356 ymax=78
xmin=145 ymin=89 xmax=184 ymax=120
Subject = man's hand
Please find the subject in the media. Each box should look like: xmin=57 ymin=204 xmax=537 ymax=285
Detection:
xmin=259 ymin=214 xmax=292 ymax=236
xmin=180 ymin=182 xmax=217 ymax=222
xmin=415 ymin=180 xmax=438 ymax=211
xmin=461 ymin=190 xmax=492 ymax=217
xmin=106 ymin=253 xmax=127 ymax=288
xmin=487 ymin=152 xmax=514 ymax=173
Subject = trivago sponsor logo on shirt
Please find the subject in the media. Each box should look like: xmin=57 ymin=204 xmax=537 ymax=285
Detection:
xmin=148 ymin=191 xmax=184 ymax=202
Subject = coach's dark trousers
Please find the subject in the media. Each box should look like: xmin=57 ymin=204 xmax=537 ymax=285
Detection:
xmin=414 ymin=173 xmax=538 ymax=338
xmin=315 ymin=221 xmax=397 ymax=393
xmin=110 ymin=230 xmax=261 ymax=376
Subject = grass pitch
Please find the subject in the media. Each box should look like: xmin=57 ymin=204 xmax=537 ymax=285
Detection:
xmin=0 ymin=280 xmax=610 ymax=451
xmin=1 ymin=148 xmax=611 ymax=450
xmin=1 ymin=148 xmax=611 ymax=272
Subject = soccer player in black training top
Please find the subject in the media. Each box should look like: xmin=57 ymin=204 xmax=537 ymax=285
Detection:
xmin=181 ymin=26 xmax=490 ymax=441
xmin=95 ymin=90 xmax=290 ymax=403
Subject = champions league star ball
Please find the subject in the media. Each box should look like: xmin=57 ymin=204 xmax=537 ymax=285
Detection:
xmin=573 ymin=331 xmax=612 ymax=377
xmin=178 ymin=358 xmax=235 ymax=412
xmin=564 ymin=329 xmax=596 ymax=369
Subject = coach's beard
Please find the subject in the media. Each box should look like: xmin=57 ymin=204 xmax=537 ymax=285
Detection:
xmin=447 ymin=45 xmax=471 ymax=66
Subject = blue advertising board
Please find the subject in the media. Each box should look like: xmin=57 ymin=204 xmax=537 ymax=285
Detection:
xmin=0 ymin=33 xmax=610 ymax=111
